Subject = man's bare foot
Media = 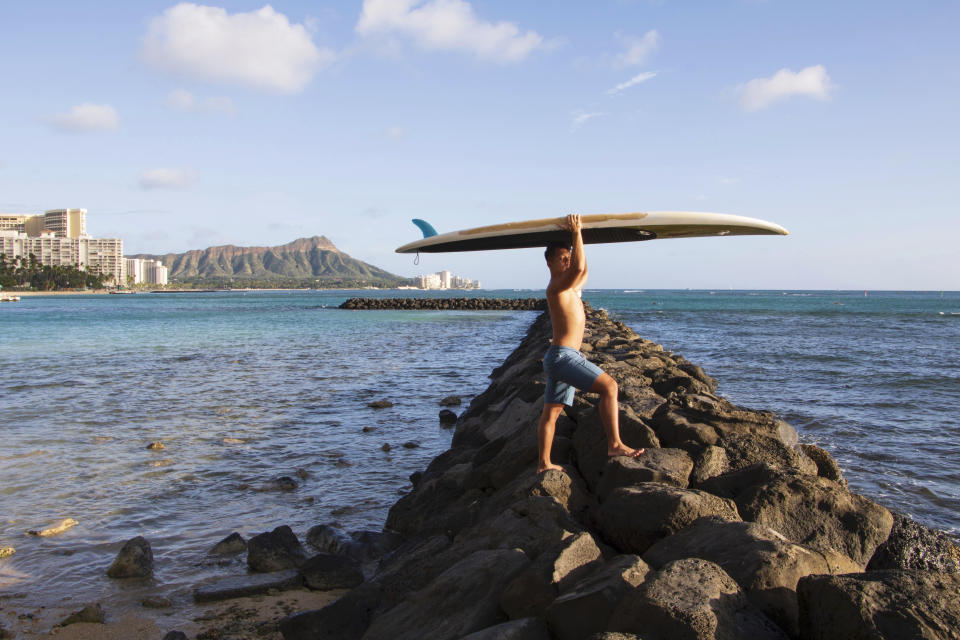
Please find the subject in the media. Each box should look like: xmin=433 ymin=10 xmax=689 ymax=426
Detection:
xmin=608 ymin=445 xmax=644 ymax=458
xmin=538 ymin=462 xmax=564 ymax=473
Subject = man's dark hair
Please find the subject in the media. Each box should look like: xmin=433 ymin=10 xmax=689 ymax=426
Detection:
xmin=544 ymin=241 xmax=571 ymax=261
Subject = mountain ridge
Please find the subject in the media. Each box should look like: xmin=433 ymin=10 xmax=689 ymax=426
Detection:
xmin=132 ymin=236 xmax=408 ymax=286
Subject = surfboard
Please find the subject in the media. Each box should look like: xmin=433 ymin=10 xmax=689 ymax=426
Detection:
xmin=395 ymin=211 xmax=789 ymax=254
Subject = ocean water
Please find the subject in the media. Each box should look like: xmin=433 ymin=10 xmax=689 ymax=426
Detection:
xmin=1 ymin=289 xmax=958 ymax=616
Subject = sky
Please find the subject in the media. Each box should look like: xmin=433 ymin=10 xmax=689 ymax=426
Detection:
xmin=1 ymin=0 xmax=957 ymax=290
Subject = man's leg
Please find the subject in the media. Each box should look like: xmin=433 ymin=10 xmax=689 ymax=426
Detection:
xmin=589 ymin=373 xmax=644 ymax=458
xmin=537 ymin=403 xmax=566 ymax=473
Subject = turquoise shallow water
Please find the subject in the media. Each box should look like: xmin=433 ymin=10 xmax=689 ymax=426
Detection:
xmin=0 ymin=289 xmax=958 ymax=613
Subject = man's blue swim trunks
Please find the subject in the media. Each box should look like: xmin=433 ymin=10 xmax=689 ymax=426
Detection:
xmin=543 ymin=345 xmax=604 ymax=406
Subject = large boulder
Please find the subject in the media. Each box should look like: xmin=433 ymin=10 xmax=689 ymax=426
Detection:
xmin=247 ymin=525 xmax=308 ymax=572
xmin=106 ymin=536 xmax=153 ymax=578
xmin=300 ymin=553 xmax=364 ymax=590
xmin=867 ymin=512 xmax=960 ymax=573
xmin=195 ymin=569 xmax=302 ymax=602
xmin=608 ymin=558 xmax=789 ymax=640
xmin=734 ymin=471 xmax=893 ymax=568
xmin=598 ymin=484 xmax=739 ymax=555
xmin=595 ymin=448 xmax=694 ymax=500
xmin=545 ymin=555 xmax=650 ymax=640
xmin=460 ymin=618 xmax=551 ymax=640
xmin=361 ymin=549 xmax=530 ymax=640
xmin=280 ymin=582 xmax=383 ymax=640
xmin=572 ymin=406 xmax=660 ymax=491
xmin=643 ymin=517 xmax=854 ymax=637
xmin=797 ymin=570 xmax=960 ymax=640
xmin=499 ymin=531 xmax=603 ymax=619
xmin=718 ymin=432 xmax=817 ymax=475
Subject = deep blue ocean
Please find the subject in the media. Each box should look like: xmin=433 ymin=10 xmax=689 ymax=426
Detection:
xmin=1 ymin=289 xmax=958 ymax=614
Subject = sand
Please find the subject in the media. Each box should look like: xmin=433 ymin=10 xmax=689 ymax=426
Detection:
xmin=2 ymin=588 xmax=341 ymax=640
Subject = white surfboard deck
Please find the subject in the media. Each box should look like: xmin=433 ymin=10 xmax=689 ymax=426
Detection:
xmin=395 ymin=211 xmax=788 ymax=254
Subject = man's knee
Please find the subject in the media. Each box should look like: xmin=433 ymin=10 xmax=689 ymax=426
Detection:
xmin=591 ymin=373 xmax=617 ymax=396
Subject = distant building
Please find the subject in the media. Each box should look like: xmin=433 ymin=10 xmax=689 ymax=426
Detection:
xmin=124 ymin=258 xmax=168 ymax=286
xmin=0 ymin=209 xmax=86 ymax=238
xmin=0 ymin=230 xmax=124 ymax=285
xmin=416 ymin=270 xmax=480 ymax=290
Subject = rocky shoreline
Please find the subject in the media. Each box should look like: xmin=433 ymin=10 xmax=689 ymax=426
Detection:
xmin=278 ymin=304 xmax=959 ymax=640
xmin=339 ymin=297 xmax=547 ymax=311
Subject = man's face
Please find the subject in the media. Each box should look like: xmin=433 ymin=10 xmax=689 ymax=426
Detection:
xmin=547 ymin=247 xmax=571 ymax=273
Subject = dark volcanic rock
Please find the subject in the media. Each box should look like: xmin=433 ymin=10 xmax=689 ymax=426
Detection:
xmin=299 ymin=553 xmax=364 ymax=590
xmin=642 ymin=517 xmax=849 ymax=637
xmin=362 ymin=549 xmax=531 ymax=640
xmin=194 ymin=569 xmax=302 ymax=602
xmin=800 ymin=443 xmax=847 ymax=486
xmin=209 ymin=532 xmax=247 ymax=555
xmin=734 ymin=470 xmax=893 ymax=568
xmin=798 ymin=570 xmax=960 ymax=640
xmin=545 ymin=554 xmax=649 ymax=640
xmin=572 ymin=406 xmax=660 ymax=492
xmin=595 ymin=447 xmax=694 ymax=500
xmin=867 ymin=512 xmax=960 ymax=573
xmin=162 ymin=632 xmax=188 ymax=640
xmin=368 ymin=399 xmax=393 ymax=409
xmin=439 ymin=408 xmax=458 ymax=424
xmin=280 ymin=581 xmax=383 ymax=640
xmin=598 ymin=484 xmax=739 ymax=554
xmin=609 ymin=558 xmax=789 ymax=640
xmin=106 ymin=536 xmax=153 ymax=578
xmin=440 ymin=395 xmax=462 ymax=406
xmin=247 ymin=525 xmax=308 ymax=572
xmin=460 ymin=617 xmax=552 ymax=640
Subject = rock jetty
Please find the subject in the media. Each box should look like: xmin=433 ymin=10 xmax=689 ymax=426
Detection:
xmin=277 ymin=304 xmax=959 ymax=639
xmin=339 ymin=297 xmax=546 ymax=311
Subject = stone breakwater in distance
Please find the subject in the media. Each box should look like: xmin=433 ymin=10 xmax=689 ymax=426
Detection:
xmin=274 ymin=303 xmax=960 ymax=640
xmin=339 ymin=297 xmax=547 ymax=311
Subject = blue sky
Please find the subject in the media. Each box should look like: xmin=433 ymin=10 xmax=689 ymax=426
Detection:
xmin=1 ymin=1 xmax=957 ymax=289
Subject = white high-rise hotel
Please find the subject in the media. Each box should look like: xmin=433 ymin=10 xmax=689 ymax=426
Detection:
xmin=0 ymin=209 xmax=126 ymax=285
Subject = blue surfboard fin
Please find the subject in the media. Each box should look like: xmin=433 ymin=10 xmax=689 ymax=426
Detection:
xmin=412 ymin=219 xmax=438 ymax=238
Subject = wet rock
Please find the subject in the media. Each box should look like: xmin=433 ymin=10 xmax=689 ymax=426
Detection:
xmin=595 ymin=447 xmax=695 ymax=500
xmin=461 ymin=617 xmax=552 ymax=640
xmin=295 ymin=468 xmax=310 ymax=479
xmin=499 ymin=531 xmax=603 ymax=619
xmin=57 ymin=604 xmax=105 ymax=626
xmin=362 ymin=426 xmax=376 ymax=432
xmin=440 ymin=395 xmax=462 ymax=406
xmin=280 ymin=582 xmax=383 ymax=640
xmin=247 ymin=525 xmax=308 ymax=572
xmin=26 ymin=517 xmax=78 ymax=537
xmin=362 ymin=549 xmax=531 ymax=640
xmin=402 ymin=441 xmax=420 ymax=449
xmin=141 ymin=596 xmax=172 ymax=608
xmin=107 ymin=536 xmax=153 ymax=578
xmin=734 ymin=470 xmax=893 ymax=568
xmin=798 ymin=570 xmax=960 ymax=640
xmin=147 ymin=440 xmax=165 ymax=450
xmin=300 ymin=553 xmax=364 ymax=590
xmin=0 ymin=547 xmax=14 ymax=559
xmin=268 ymin=476 xmax=298 ymax=491
xmin=439 ymin=409 xmax=458 ymax=425
xmin=0 ymin=623 xmax=11 ymax=640
xmin=598 ymin=484 xmax=739 ymax=554
xmin=209 ymin=532 xmax=246 ymax=555
xmin=545 ymin=555 xmax=650 ymax=640
xmin=194 ymin=569 xmax=302 ymax=602
xmin=162 ymin=632 xmax=188 ymax=640
xmin=609 ymin=558 xmax=789 ymax=640
xmin=368 ymin=399 xmax=393 ymax=409
xmin=867 ymin=512 xmax=960 ymax=573
xmin=381 ymin=443 xmax=391 ymax=452
xmin=643 ymin=517 xmax=846 ymax=637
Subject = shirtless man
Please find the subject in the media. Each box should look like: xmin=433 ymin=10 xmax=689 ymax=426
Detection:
xmin=538 ymin=214 xmax=644 ymax=473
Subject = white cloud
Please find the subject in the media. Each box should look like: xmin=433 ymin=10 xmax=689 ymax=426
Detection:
xmin=571 ymin=111 xmax=606 ymax=131
xmin=356 ymin=0 xmax=544 ymax=63
xmin=143 ymin=3 xmax=333 ymax=94
xmin=615 ymin=30 xmax=660 ymax=67
xmin=739 ymin=65 xmax=834 ymax=111
xmin=48 ymin=103 xmax=119 ymax=132
xmin=607 ymin=71 xmax=657 ymax=95
xmin=139 ymin=168 xmax=192 ymax=190
xmin=165 ymin=88 xmax=235 ymax=114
